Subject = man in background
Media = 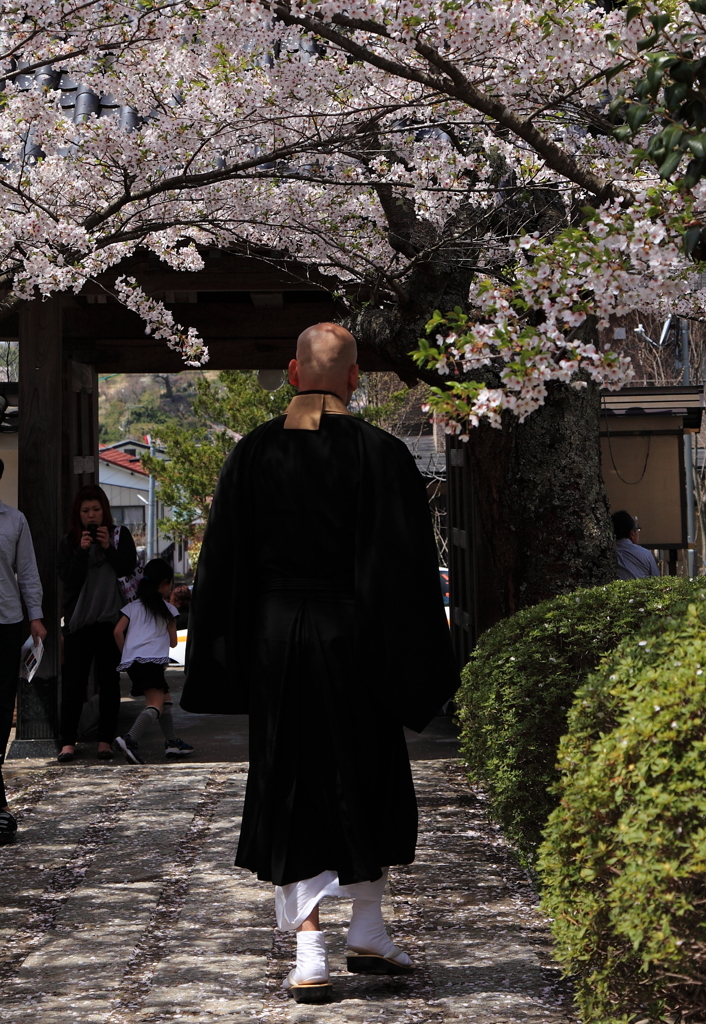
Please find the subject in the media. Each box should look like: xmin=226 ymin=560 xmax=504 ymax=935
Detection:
xmin=0 ymin=457 xmax=46 ymax=842
xmin=612 ymin=509 xmax=660 ymax=580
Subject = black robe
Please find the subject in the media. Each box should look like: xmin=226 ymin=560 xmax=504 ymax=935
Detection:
xmin=181 ymin=394 xmax=459 ymax=886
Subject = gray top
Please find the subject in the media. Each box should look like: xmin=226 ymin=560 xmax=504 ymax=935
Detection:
xmin=616 ymin=537 xmax=660 ymax=581
xmin=0 ymin=500 xmax=44 ymax=624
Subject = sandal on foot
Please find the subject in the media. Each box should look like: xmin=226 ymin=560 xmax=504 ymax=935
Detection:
xmin=346 ymin=946 xmax=414 ymax=976
xmin=96 ymin=748 xmax=114 ymax=760
xmin=283 ymin=970 xmax=333 ymax=1004
xmin=0 ymin=810 xmax=18 ymax=844
xmin=57 ymin=750 xmax=75 ymax=763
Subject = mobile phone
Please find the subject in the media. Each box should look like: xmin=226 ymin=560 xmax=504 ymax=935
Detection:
xmin=87 ymin=523 xmax=98 ymax=542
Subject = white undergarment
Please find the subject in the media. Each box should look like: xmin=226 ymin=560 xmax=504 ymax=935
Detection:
xmin=275 ymin=868 xmax=389 ymax=931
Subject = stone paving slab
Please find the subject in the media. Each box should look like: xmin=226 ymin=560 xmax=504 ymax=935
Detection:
xmin=0 ymin=760 xmax=574 ymax=1024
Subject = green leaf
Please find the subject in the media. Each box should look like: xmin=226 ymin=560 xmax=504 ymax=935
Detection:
xmin=670 ymin=60 xmax=697 ymax=85
xmin=687 ymin=133 xmax=706 ymax=158
xmin=637 ymin=32 xmax=659 ymax=52
xmin=660 ymin=123 xmax=684 ymax=150
xmin=609 ymin=93 xmax=627 ymax=118
xmin=626 ymin=4 xmax=643 ymax=23
xmin=664 ymin=81 xmax=690 ymax=108
xmin=648 ymin=13 xmax=671 ymax=32
xmin=684 ymin=224 xmax=704 ymax=256
xmin=605 ymin=62 xmax=629 ymax=85
xmin=646 ymin=131 xmax=667 ymax=157
xmin=425 ymin=309 xmax=444 ymax=332
xmin=646 ymin=65 xmax=664 ymax=95
xmin=682 ymin=158 xmax=706 ymax=189
xmin=614 ymin=125 xmax=633 ymax=142
xmin=625 ymin=102 xmax=652 ymax=133
xmin=658 ymin=149 xmax=684 ymax=178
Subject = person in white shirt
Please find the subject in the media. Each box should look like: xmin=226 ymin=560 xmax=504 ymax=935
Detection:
xmin=112 ymin=558 xmax=193 ymax=764
xmin=612 ymin=510 xmax=660 ymax=581
xmin=0 ymin=458 xmax=47 ymax=843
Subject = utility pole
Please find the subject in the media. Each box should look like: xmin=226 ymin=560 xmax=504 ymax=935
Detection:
xmin=680 ymin=319 xmax=697 ymax=577
xmin=146 ymin=437 xmax=156 ymax=561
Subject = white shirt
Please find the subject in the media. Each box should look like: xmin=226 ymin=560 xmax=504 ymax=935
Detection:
xmin=616 ymin=538 xmax=660 ymax=581
xmin=0 ymin=500 xmax=43 ymax=624
xmin=117 ymin=600 xmax=178 ymax=671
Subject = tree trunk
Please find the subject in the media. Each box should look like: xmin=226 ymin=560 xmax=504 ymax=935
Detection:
xmin=458 ymin=379 xmax=616 ymax=633
xmin=347 ymin=251 xmax=617 ymax=638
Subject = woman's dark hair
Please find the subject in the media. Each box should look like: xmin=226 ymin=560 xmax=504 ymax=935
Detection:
xmin=169 ymin=585 xmax=191 ymax=611
xmin=68 ymin=485 xmax=114 ymax=542
xmin=137 ymin=558 xmax=174 ymax=623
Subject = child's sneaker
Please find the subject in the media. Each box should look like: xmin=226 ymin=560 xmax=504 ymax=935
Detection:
xmin=165 ymin=738 xmax=194 ymax=758
xmin=114 ymin=734 xmax=145 ymax=765
xmin=0 ymin=809 xmax=18 ymax=844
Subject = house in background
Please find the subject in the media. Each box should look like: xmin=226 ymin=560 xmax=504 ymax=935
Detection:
xmin=99 ymin=439 xmax=190 ymax=575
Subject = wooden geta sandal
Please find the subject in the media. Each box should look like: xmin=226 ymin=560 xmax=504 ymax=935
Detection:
xmin=289 ymin=981 xmax=333 ymax=1004
xmin=346 ymin=951 xmax=414 ymax=976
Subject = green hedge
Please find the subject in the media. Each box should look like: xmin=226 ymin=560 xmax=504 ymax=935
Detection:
xmin=538 ymin=598 xmax=706 ymax=1023
xmin=456 ymin=576 xmax=705 ymax=866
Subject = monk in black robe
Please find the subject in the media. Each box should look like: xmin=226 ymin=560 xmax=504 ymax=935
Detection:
xmin=181 ymin=324 xmax=459 ymax=1002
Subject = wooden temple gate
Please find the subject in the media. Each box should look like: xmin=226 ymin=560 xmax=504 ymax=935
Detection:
xmin=10 ymin=250 xmax=392 ymax=756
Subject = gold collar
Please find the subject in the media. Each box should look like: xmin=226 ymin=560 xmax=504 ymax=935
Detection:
xmin=283 ymin=392 xmax=352 ymax=431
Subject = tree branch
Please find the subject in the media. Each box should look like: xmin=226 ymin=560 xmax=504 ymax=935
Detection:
xmin=268 ymin=3 xmax=628 ymax=206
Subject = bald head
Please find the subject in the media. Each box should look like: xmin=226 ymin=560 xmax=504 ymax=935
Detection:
xmin=288 ymin=323 xmax=359 ymax=403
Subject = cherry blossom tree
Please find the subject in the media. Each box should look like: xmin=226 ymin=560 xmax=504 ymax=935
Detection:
xmin=1 ymin=0 xmax=702 ymax=615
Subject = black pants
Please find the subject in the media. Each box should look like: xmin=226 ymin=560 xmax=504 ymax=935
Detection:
xmin=60 ymin=622 xmax=121 ymax=746
xmin=0 ymin=621 xmax=23 ymax=807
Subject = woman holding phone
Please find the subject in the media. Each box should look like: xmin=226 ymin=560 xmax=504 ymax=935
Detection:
xmin=57 ymin=485 xmax=137 ymax=763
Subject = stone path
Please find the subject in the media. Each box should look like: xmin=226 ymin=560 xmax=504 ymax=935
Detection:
xmin=0 ymin=760 xmax=574 ymax=1024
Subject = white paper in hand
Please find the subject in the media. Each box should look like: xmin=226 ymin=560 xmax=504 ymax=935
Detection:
xmin=20 ymin=636 xmax=44 ymax=682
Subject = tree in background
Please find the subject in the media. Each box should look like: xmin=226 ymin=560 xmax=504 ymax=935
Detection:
xmin=141 ymin=371 xmax=294 ymax=555
xmin=0 ymin=342 xmax=18 ymax=383
xmin=353 ymin=372 xmax=420 ymax=433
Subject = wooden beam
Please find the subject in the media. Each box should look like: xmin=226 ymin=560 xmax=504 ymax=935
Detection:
xmin=63 ymin=300 xmax=338 ymax=341
xmin=62 ymin=300 xmax=395 ymax=372
xmin=13 ymin=296 xmax=62 ymax=756
xmin=89 ymin=249 xmax=348 ymax=296
xmin=70 ymin=337 xmax=393 ymax=373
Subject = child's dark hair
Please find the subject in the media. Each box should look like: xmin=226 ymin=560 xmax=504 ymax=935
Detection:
xmin=137 ymin=558 xmax=174 ymax=622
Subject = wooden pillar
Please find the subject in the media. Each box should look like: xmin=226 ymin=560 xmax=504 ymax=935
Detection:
xmin=11 ymin=296 xmax=63 ymax=756
xmin=63 ymin=358 xmax=99 ymax=530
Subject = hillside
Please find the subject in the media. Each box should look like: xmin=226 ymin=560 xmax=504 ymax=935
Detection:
xmin=98 ymin=370 xmax=218 ymax=444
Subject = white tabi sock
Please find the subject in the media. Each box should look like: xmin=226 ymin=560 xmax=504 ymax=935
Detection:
xmin=346 ymin=899 xmax=412 ymax=967
xmin=282 ymin=930 xmax=330 ymax=989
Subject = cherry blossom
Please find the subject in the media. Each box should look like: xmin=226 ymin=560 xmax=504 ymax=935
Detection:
xmin=0 ymin=0 xmax=702 ymax=426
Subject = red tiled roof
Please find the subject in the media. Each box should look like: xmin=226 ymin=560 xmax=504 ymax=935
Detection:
xmin=98 ymin=445 xmax=149 ymax=476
